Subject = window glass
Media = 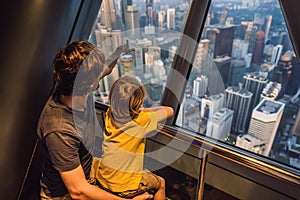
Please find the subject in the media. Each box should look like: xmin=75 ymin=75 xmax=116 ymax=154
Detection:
xmin=175 ymin=0 xmax=300 ymax=170
xmin=89 ymin=0 xmax=190 ymax=107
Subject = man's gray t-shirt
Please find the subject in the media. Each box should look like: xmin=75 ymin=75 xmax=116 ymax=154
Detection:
xmin=37 ymin=94 xmax=99 ymax=197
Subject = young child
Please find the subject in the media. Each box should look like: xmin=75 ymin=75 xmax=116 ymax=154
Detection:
xmin=96 ymin=76 xmax=174 ymax=199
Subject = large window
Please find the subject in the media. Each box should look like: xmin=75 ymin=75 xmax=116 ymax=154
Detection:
xmin=175 ymin=0 xmax=300 ymax=170
xmin=89 ymin=0 xmax=300 ymax=171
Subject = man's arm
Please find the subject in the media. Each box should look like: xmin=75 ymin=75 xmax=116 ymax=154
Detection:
xmin=99 ymin=43 xmax=134 ymax=80
xmin=60 ymin=165 xmax=152 ymax=200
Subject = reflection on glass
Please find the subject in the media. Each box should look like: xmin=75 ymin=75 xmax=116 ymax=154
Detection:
xmin=177 ymin=0 xmax=300 ymax=170
xmin=90 ymin=0 xmax=189 ymax=107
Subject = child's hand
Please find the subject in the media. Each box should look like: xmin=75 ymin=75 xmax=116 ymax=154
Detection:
xmin=131 ymin=192 xmax=153 ymax=200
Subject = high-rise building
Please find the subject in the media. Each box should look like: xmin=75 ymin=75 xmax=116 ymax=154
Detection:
xmin=95 ymin=26 xmax=122 ymax=56
xmin=206 ymin=25 xmax=236 ymax=58
xmin=252 ymin=30 xmax=265 ymax=65
xmin=274 ymin=54 xmax=293 ymax=95
xmin=119 ymin=53 xmax=134 ymax=76
xmin=225 ymin=86 xmax=253 ymax=134
xmin=214 ymin=56 xmax=231 ymax=86
xmin=134 ymin=47 xmax=144 ymax=76
xmin=243 ymin=72 xmax=268 ymax=109
xmin=201 ymin=94 xmax=225 ymax=120
xmin=125 ymin=5 xmax=140 ymax=39
xmin=232 ymin=39 xmax=249 ymax=59
xmin=270 ymin=44 xmax=283 ymax=65
xmin=145 ymin=0 xmax=154 ymax=25
xmin=248 ymin=99 xmax=285 ymax=156
xmin=168 ymin=45 xmax=177 ymax=62
xmin=261 ymin=81 xmax=282 ymax=101
xmin=230 ymin=58 xmax=247 ymax=86
xmin=193 ymin=75 xmax=208 ymax=97
xmin=206 ymin=108 xmax=233 ymax=140
xmin=157 ymin=10 xmax=165 ymax=28
xmin=167 ymin=8 xmax=175 ymax=29
xmin=101 ymin=0 xmax=117 ymax=30
xmin=194 ymin=39 xmax=210 ymax=69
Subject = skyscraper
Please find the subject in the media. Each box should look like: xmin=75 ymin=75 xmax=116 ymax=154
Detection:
xmin=248 ymin=99 xmax=285 ymax=156
xmin=146 ymin=0 xmax=154 ymax=25
xmin=261 ymin=81 xmax=282 ymax=101
xmin=274 ymin=54 xmax=293 ymax=95
xmin=252 ymin=30 xmax=265 ymax=65
xmin=134 ymin=47 xmax=144 ymax=77
xmin=225 ymin=86 xmax=253 ymax=134
xmin=193 ymin=76 xmax=208 ymax=97
xmin=167 ymin=8 xmax=175 ymax=29
xmin=206 ymin=108 xmax=233 ymax=140
xmin=214 ymin=56 xmax=231 ymax=86
xmin=270 ymin=44 xmax=283 ymax=65
xmin=157 ymin=10 xmax=165 ymax=28
xmin=243 ymin=72 xmax=268 ymax=109
xmin=119 ymin=53 xmax=134 ymax=76
xmin=125 ymin=5 xmax=140 ymax=39
xmin=201 ymin=94 xmax=225 ymax=120
xmin=206 ymin=25 xmax=236 ymax=58
xmin=101 ymin=0 xmax=118 ymax=30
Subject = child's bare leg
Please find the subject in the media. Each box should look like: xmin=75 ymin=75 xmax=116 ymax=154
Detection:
xmin=154 ymin=176 xmax=165 ymax=200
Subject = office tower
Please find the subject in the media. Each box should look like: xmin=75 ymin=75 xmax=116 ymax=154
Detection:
xmin=167 ymin=8 xmax=175 ymax=29
xmin=101 ymin=0 xmax=117 ymax=30
xmin=248 ymin=99 xmax=285 ymax=156
xmin=194 ymin=39 xmax=210 ymax=69
xmin=153 ymin=60 xmax=166 ymax=80
xmin=236 ymin=134 xmax=265 ymax=155
xmin=201 ymin=94 xmax=225 ymax=120
xmin=168 ymin=45 xmax=177 ymax=62
xmin=119 ymin=53 xmax=134 ymax=76
xmin=214 ymin=56 xmax=231 ymax=86
xmin=273 ymin=54 xmax=292 ymax=95
xmin=158 ymin=10 xmax=165 ymax=28
xmin=125 ymin=5 xmax=139 ymax=38
xmin=145 ymin=79 xmax=163 ymax=102
xmin=121 ymin=0 xmax=132 ymax=24
xmin=95 ymin=26 xmax=122 ymax=56
xmin=245 ymin=53 xmax=253 ymax=68
xmin=243 ymin=72 xmax=268 ymax=109
xmin=281 ymin=33 xmax=293 ymax=53
xmin=230 ymin=58 xmax=247 ymax=86
xmin=134 ymin=47 xmax=144 ymax=76
xmin=206 ymin=25 xmax=235 ymax=58
xmin=291 ymin=109 xmax=300 ymax=136
xmin=193 ymin=75 xmax=208 ymax=98
xmin=232 ymin=39 xmax=249 ymax=59
xmin=264 ymin=15 xmax=272 ymax=43
xmin=252 ymin=30 xmax=265 ymax=65
xmin=286 ymin=56 xmax=300 ymax=96
xmin=270 ymin=45 xmax=283 ymax=65
xmin=139 ymin=13 xmax=147 ymax=29
xmin=247 ymin=26 xmax=258 ymax=54
xmin=261 ymin=81 xmax=282 ymax=101
xmin=146 ymin=0 xmax=154 ymax=25
xmin=206 ymin=108 xmax=233 ymax=140
xmin=225 ymin=86 xmax=253 ymax=134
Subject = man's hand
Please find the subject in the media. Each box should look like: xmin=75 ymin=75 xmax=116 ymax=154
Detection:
xmin=99 ymin=43 xmax=135 ymax=80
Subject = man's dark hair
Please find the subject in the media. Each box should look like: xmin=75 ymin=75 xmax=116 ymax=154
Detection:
xmin=53 ymin=41 xmax=105 ymax=96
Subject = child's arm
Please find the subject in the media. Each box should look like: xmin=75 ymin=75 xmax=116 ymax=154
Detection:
xmin=142 ymin=106 xmax=174 ymax=122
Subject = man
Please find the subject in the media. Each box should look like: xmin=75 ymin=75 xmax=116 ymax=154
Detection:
xmin=37 ymin=41 xmax=152 ymax=200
